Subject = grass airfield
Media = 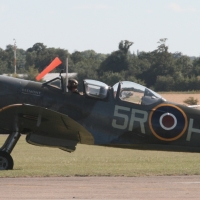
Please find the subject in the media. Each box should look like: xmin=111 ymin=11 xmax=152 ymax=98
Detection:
xmin=1 ymin=135 xmax=200 ymax=177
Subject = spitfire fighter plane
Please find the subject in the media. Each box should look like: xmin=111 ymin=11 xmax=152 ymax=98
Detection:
xmin=1 ymin=58 xmax=200 ymax=170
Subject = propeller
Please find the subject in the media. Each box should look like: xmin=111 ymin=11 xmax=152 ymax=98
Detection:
xmin=36 ymin=57 xmax=62 ymax=81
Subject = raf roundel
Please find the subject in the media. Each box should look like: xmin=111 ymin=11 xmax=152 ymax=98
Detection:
xmin=149 ymin=104 xmax=188 ymax=141
xmin=159 ymin=113 xmax=177 ymax=130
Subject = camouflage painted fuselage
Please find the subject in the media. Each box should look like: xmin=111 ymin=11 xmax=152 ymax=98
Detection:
xmin=1 ymin=75 xmax=200 ymax=152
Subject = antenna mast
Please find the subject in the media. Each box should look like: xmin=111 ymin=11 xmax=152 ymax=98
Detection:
xmin=66 ymin=57 xmax=68 ymax=92
xmin=13 ymin=39 xmax=17 ymax=75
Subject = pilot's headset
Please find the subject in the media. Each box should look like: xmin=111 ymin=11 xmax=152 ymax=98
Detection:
xmin=67 ymin=79 xmax=78 ymax=90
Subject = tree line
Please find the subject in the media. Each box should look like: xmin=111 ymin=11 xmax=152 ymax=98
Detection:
xmin=0 ymin=39 xmax=200 ymax=91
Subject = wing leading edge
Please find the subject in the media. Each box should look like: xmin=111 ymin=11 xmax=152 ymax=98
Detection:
xmin=0 ymin=104 xmax=94 ymax=152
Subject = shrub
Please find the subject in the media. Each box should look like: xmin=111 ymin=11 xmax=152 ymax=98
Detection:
xmin=183 ymin=97 xmax=199 ymax=105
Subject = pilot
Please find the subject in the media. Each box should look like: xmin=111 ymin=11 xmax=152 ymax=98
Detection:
xmin=67 ymin=79 xmax=80 ymax=94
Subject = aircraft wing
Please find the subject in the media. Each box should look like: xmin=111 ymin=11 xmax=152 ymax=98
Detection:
xmin=0 ymin=104 xmax=94 ymax=152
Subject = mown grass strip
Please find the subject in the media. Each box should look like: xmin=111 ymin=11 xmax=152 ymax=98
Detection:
xmin=1 ymin=135 xmax=200 ymax=177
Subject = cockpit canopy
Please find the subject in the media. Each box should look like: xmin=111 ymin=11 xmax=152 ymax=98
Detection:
xmin=113 ymin=81 xmax=165 ymax=105
xmin=83 ymin=79 xmax=165 ymax=105
xmin=84 ymin=79 xmax=109 ymax=99
xmin=44 ymin=75 xmax=165 ymax=105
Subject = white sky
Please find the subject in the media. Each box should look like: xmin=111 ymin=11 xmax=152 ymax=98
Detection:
xmin=0 ymin=0 xmax=200 ymax=56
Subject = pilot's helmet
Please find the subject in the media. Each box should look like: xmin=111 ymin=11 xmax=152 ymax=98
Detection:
xmin=68 ymin=79 xmax=78 ymax=89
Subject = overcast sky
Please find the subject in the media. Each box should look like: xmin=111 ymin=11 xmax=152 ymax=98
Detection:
xmin=0 ymin=0 xmax=200 ymax=56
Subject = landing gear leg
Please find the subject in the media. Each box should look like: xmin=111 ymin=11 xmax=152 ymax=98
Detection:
xmin=0 ymin=131 xmax=21 ymax=170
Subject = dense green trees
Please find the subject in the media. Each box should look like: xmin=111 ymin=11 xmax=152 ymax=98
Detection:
xmin=0 ymin=39 xmax=200 ymax=91
xmin=26 ymin=43 xmax=69 ymax=73
xmin=99 ymin=40 xmax=133 ymax=74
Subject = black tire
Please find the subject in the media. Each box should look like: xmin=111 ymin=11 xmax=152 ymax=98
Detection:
xmin=0 ymin=151 xmax=14 ymax=170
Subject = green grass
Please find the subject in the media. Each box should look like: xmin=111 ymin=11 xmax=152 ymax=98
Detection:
xmin=1 ymin=135 xmax=200 ymax=177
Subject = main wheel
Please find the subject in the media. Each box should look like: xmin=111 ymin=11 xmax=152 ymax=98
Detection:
xmin=0 ymin=151 xmax=14 ymax=170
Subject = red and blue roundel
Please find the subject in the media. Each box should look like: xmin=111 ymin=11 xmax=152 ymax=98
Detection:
xmin=149 ymin=104 xmax=188 ymax=141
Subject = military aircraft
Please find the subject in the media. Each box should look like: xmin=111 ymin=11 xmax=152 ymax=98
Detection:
xmin=1 ymin=59 xmax=200 ymax=170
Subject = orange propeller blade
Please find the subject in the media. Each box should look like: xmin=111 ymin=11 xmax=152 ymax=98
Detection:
xmin=36 ymin=57 xmax=62 ymax=81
